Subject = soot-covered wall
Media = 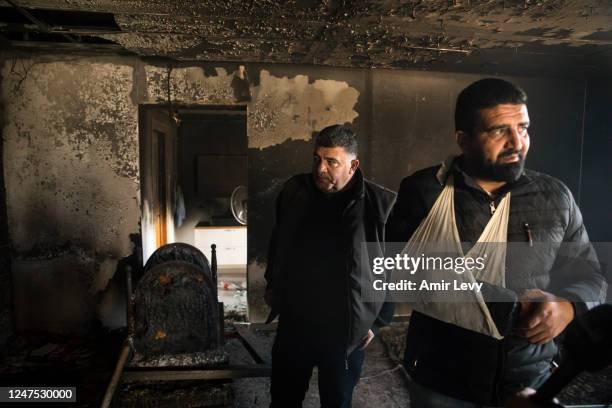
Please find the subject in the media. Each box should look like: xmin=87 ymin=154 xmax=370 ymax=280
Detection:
xmin=1 ymin=52 xmax=602 ymax=331
xmin=1 ymin=55 xmax=367 ymax=331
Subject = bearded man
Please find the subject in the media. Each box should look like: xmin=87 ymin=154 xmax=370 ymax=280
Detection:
xmin=386 ymin=78 xmax=606 ymax=407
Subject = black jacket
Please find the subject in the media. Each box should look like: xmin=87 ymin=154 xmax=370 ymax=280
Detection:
xmin=265 ymin=169 xmax=397 ymax=354
xmin=386 ymin=160 xmax=606 ymax=405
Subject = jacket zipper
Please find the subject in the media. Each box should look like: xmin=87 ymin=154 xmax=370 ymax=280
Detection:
xmin=344 ymin=253 xmax=351 ymax=372
xmin=343 ymin=198 xmax=358 ymax=371
xmin=523 ymin=222 xmax=533 ymax=247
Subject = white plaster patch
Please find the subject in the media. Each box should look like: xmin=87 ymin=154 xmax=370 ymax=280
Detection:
xmin=248 ymin=70 xmax=360 ymax=149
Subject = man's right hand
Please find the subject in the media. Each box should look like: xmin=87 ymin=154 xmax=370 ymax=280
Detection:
xmin=264 ymin=288 xmax=274 ymax=307
xmin=515 ymin=289 xmax=574 ymax=345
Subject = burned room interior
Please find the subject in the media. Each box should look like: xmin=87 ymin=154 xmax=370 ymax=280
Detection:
xmin=0 ymin=0 xmax=611 ymax=406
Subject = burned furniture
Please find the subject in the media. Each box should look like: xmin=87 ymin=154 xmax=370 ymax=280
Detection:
xmin=133 ymin=243 xmax=223 ymax=363
xmin=101 ymin=243 xmax=269 ymax=407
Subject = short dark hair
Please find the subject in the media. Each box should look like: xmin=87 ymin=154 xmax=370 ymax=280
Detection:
xmin=314 ymin=124 xmax=358 ymax=156
xmin=455 ymin=78 xmax=527 ymax=135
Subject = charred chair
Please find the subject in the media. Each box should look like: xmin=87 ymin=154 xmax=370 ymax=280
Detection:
xmin=101 ymin=243 xmax=228 ymax=407
xmin=132 ymin=243 xmax=224 ymax=363
xmin=101 ymin=242 xmax=269 ymax=407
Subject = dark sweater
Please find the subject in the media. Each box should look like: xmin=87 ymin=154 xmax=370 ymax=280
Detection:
xmin=283 ymin=176 xmax=358 ymax=339
xmin=265 ymin=169 xmax=397 ymax=353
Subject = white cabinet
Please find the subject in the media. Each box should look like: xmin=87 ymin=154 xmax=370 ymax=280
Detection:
xmin=194 ymin=226 xmax=247 ymax=277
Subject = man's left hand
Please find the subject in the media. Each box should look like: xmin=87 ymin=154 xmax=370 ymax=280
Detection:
xmin=516 ymin=289 xmax=574 ymax=345
xmin=360 ymin=329 xmax=375 ymax=350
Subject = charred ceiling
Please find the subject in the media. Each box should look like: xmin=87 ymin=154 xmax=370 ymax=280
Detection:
xmin=1 ymin=0 xmax=612 ymax=72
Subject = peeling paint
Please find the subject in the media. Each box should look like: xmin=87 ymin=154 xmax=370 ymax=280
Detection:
xmin=145 ymin=65 xmax=235 ymax=104
xmin=248 ymin=70 xmax=359 ymax=149
xmin=1 ymin=57 xmax=140 ymax=276
xmin=144 ymin=66 xmax=359 ymax=149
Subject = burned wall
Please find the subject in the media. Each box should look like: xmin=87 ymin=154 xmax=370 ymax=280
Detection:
xmin=0 ymin=65 xmax=11 ymax=346
xmin=1 ymin=52 xmax=601 ymax=331
xmin=142 ymin=63 xmax=367 ymax=322
xmin=1 ymin=57 xmax=141 ymax=332
xmin=1 ymin=55 xmax=365 ymax=329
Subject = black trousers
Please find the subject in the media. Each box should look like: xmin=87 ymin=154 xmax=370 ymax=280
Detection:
xmin=270 ymin=322 xmax=365 ymax=408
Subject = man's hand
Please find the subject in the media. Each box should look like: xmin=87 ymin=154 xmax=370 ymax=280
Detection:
xmin=505 ymin=388 xmax=539 ymax=408
xmin=359 ymin=329 xmax=375 ymax=350
xmin=504 ymin=388 xmax=562 ymax=408
xmin=516 ymin=289 xmax=574 ymax=345
xmin=264 ymin=289 xmax=274 ymax=307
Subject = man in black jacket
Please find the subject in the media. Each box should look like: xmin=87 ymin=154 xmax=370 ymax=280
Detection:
xmin=386 ymin=78 xmax=606 ymax=407
xmin=264 ymin=124 xmax=396 ymax=407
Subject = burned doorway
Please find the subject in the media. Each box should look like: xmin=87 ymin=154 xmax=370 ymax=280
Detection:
xmin=139 ymin=107 xmax=177 ymax=262
xmin=139 ymin=105 xmax=248 ymax=317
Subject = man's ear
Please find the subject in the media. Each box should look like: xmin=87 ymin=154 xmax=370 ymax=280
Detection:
xmin=456 ymin=130 xmax=469 ymax=152
xmin=350 ymin=159 xmax=360 ymax=174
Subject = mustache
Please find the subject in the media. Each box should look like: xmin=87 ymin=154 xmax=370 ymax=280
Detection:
xmin=498 ymin=150 xmax=524 ymax=160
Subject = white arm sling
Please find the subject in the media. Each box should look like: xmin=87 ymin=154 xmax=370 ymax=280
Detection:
xmin=396 ymin=158 xmax=510 ymax=339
